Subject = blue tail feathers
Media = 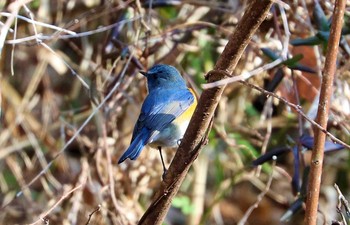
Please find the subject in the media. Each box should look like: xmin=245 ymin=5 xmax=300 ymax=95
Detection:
xmin=118 ymin=134 xmax=147 ymax=164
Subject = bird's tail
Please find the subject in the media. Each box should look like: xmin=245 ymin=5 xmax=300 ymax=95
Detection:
xmin=118 ymin=134 xmax=147 ymax=164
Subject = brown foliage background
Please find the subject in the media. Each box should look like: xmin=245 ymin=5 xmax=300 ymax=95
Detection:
xmin=0 ymin=0 xmax=349 ymax=224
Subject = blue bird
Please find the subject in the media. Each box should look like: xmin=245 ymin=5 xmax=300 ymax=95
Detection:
xmin=118 ymin=64 xmax=197 ymax=175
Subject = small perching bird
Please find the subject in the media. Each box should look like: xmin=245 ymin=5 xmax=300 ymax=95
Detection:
xmin=118 ymin=64 xmax=197 ymax=177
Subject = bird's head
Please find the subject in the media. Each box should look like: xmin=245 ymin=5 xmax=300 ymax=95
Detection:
xmin=140 ymin=64 xmax=186 ymax=91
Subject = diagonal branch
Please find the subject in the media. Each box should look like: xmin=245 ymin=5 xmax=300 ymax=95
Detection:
xmin=138 ymin=1 xmax=274 ymax=224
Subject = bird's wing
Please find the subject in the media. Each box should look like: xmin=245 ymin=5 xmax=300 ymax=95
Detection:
xmin=131 ymin=88 xmax=195 ymax=143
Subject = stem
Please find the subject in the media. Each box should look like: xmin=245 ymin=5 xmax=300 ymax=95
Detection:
xmin=304 ymin=0 xmax=346 ymax=224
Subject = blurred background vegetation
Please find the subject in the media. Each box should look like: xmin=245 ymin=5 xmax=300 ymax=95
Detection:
xmin=0 ymin=0 xmax=349 ymax=224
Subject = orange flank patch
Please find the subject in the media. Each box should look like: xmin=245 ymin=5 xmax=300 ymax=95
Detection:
xmin=174 ymin=88 xmax=197 ymax=124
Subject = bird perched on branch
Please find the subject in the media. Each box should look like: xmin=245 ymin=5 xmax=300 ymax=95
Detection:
xmin=118 ymin=64 xmax=197 ymax=177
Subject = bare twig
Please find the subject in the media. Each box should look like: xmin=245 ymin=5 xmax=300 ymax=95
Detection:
xmin=202 ymin=58 xmax=283 ymax=89
xmin=240 ymin=80 xmax=350 ymax=150
xmin=255 ymin=97 xmax=273 ymax=177
xmin=334 ymin=183 xmax=350 ymax=225
xmin=272 ymin=0 xmax=290 ymax=10
xmin=0 ymin=0 xmax=33 ymax=57
xmin=41 ymin=43 xmax=90 ymax=90
xmin=28 ymin=184 xmax=83 ymax=225
xmin=102 ymin=109 xmax=129 ymax=223
xmin=278 ymin=3 xmax=291 ymax=59
xmin=238 ymin=156 xmax=276 ymax=225
xmin=305 ymin=1 xmax=346 ymax=224
xmin=85 ymin=205 xmax=101 ymax=225
xmin=0 ymin=12 xmax=76 ymax=34
xmin=291 ymin=70 xmax=306 ymax=172
xmin=5 ymin=16 xmax=141 ymax=44
xmin=67 ymin=159 xmax=89 ymax=224
xmin=10 ymin=11 xmax=18 ymax=76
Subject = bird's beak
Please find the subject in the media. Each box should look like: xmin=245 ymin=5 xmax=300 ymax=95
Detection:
xmin=140 ymin=71 xmax=147 ymax=76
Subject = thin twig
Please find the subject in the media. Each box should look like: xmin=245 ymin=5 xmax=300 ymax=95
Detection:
xmin=291 ymin=69 xmax=306 ymax=169
xmin=85 ymin=205 xmax=101 ymax=225
xmin=202 ymin=58 xmax=283 ymax=89
xmin=10 ymin=12 xmax=18 ymax=76
xmin=0 ymin=0 xmax=28 ymax=58
xmin=255 ymin=97 xmax=273 ymax=177
xmin=238 ymin=156 xmax=276 ymax=225
xmin=28 ymin=184 xmax=83 ymax=225
xmin=67 ymin=159 xmax=89 ymax=224
xmin=40 ymin=43 xmax=90 ymax=90
xmin=272 ymin=0 xmax=290 ymax=9
xmin=278 ymin=3 xmax=290 ymax=59
xmin=0 ymin=12 xmax=76 ymax=34
xmin=334 ymin=183 xmax=350 ymax=225
xmin=5 ymin=16 xmax=141 ymax=44
xmin=240 ymin=80 xmax=350 ymax=150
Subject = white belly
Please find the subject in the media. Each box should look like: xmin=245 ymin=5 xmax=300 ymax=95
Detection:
xmin=149 ymin=119 xmax=190 ymax=148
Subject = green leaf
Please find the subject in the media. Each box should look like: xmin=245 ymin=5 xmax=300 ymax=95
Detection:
xmin=289 ymin=64 xmax=316 ymax=74
xmin=261 ymin=48 xmax=315 ymax=73
xmin=3 ymin=169 xmax=19 ymax=190
xmin=282 ymin=54 xmax=303 ymax=67
xmin=316 ymin=31 xmax=330 ymax=42
xmin=313 ymin=1 xmax=330 ymax=31
xmin=159 ymin=6 xmax=178 ymax=20
xmin=261 ymin=48 xmax=279 ymax=60
xmin=245 ymin=103 xmax=260 ymax=118
xmin=290 ymin=36 xmax=323 ymax=46
xmin=29 ymin=0 xmax=40 ymax=9
xmin=229 ymin=133 xmax=259 ymax=158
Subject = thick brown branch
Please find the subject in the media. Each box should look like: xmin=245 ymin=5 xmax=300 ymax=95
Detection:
xmin=138 ymin=1 xmax=273 ymax=224
xmin=304 ymin=0 xmax=346 ymax=224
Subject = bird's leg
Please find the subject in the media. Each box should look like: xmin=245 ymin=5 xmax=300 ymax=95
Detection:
xmin=158 ymin=146 xmax=167 ymax=179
